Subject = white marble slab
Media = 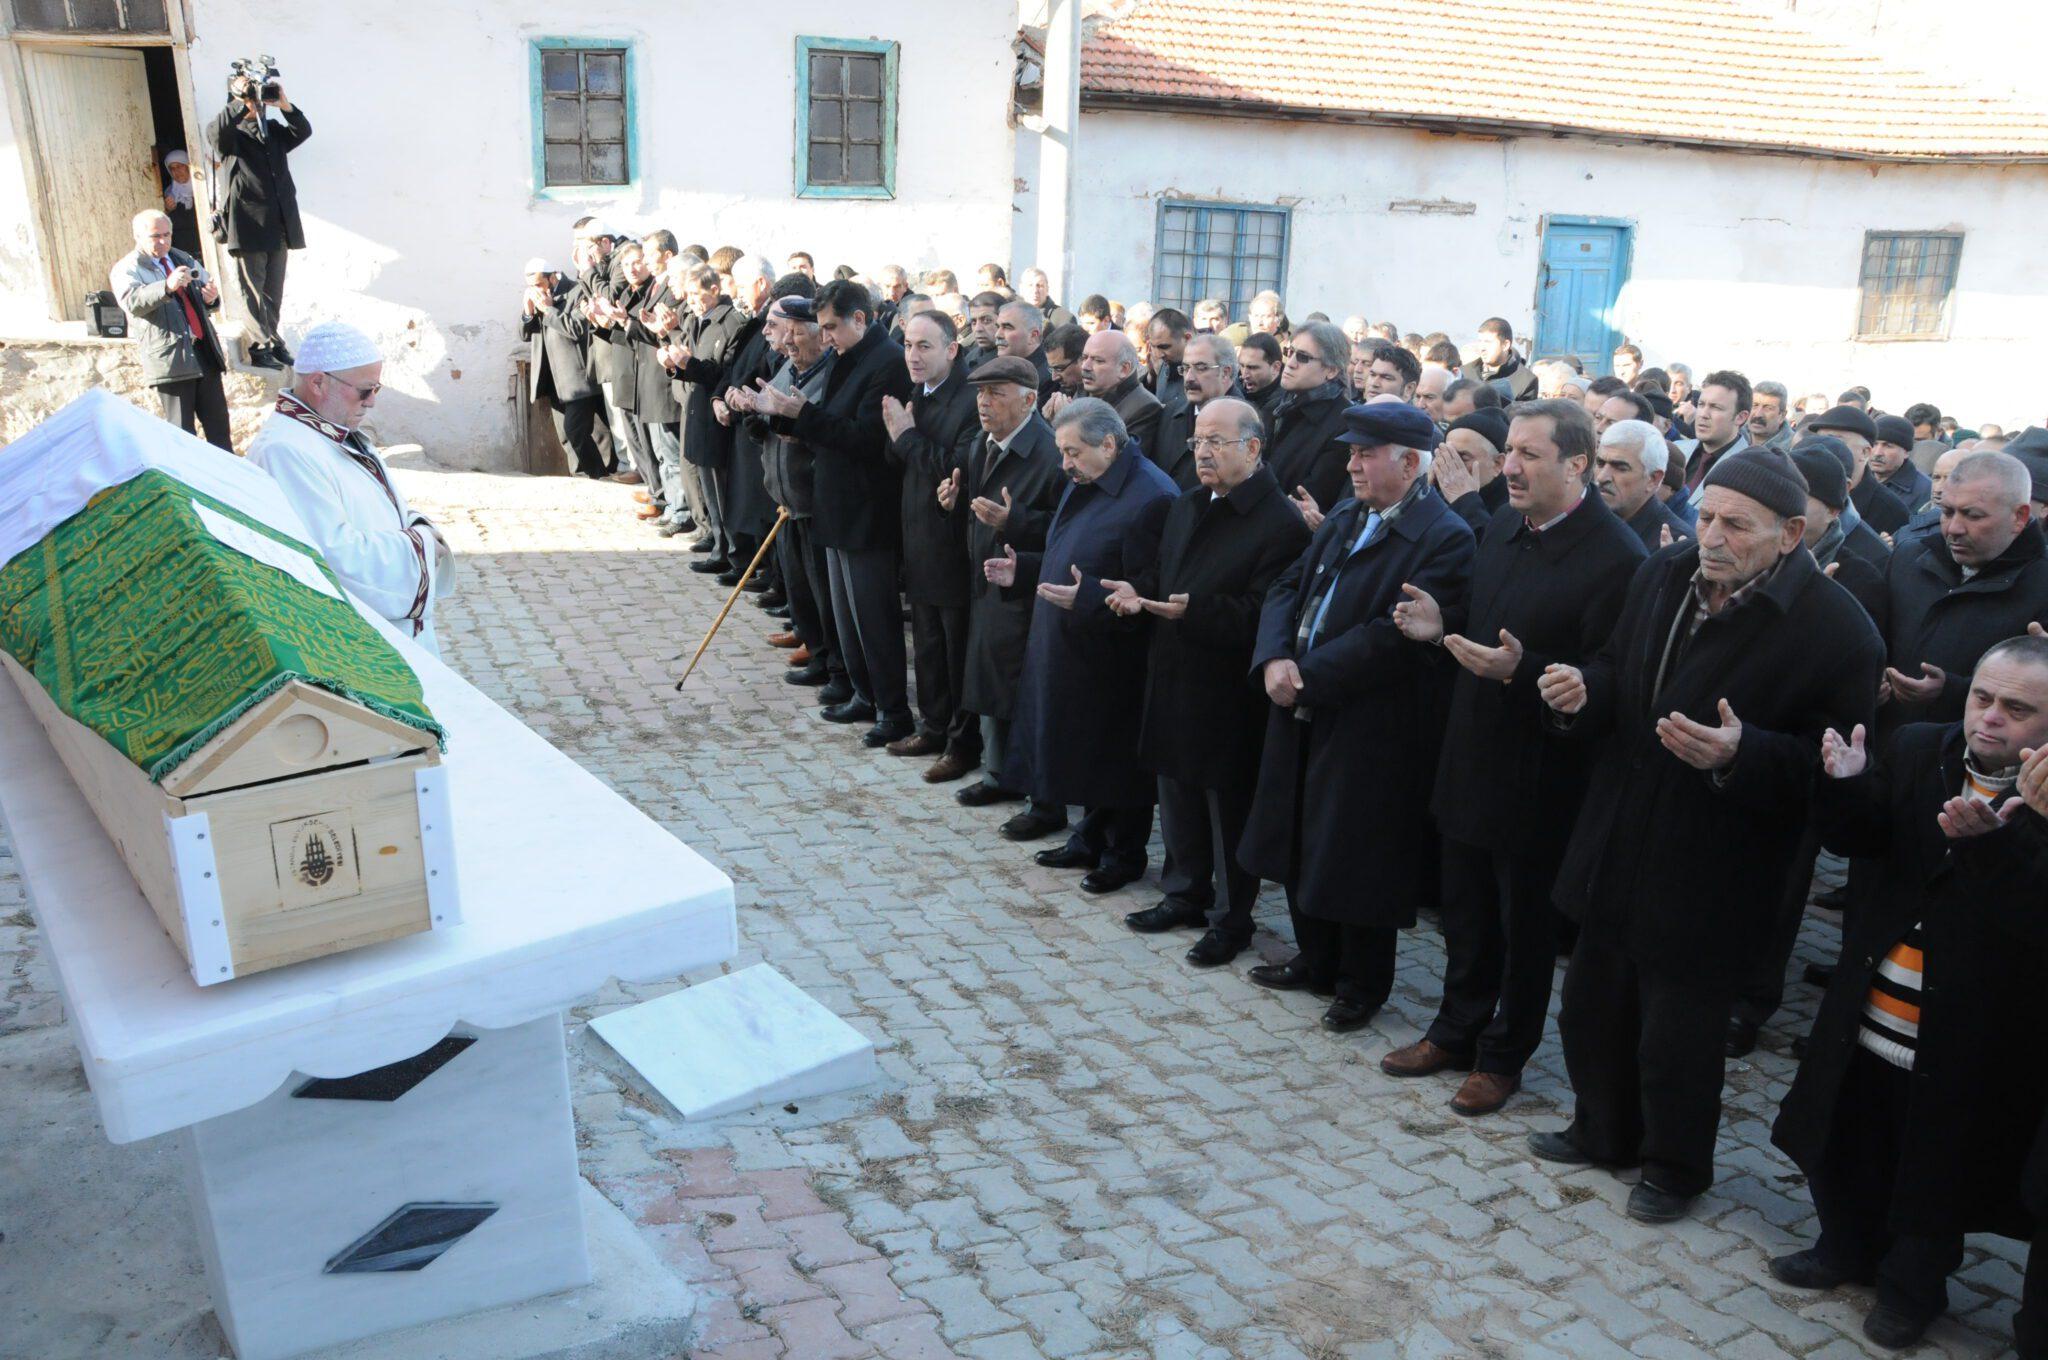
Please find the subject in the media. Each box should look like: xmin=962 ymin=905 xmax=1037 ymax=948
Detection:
xmin=592 ymin=964 xmax=877 ymax=1120
xmin=0 ymin=596 xmax=737 ymax=1143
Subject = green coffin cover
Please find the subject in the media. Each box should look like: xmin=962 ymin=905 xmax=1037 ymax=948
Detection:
xmin=0 ymin=468 xmax=445 ymax=783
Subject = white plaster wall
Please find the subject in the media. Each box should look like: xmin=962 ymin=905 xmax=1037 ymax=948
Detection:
xmin=0 ymin=0 xmax=1019 ymax=467
xmin=1072 ymin=110 xmax=2048 ymax=430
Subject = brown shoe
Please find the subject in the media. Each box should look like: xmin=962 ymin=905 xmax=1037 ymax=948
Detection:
xmin=632 ymin=490 xmax=653 ymax=505
xmin=767 ymin=631 xmax=800 ymax=648
xmin=886 ymin=732 xmax=944 ymax=758
xmin=788 ymin=644 xmax=811 ymax=666
xmin=1450 ymin=1070 xmax=1520 ymax=1117
xmin=608 ymin=469 xmax=644 ymax=485
xmin=1380 ymin=1039 xmax=1474 ymax=1078
xmin=923 ymin=751 xmax=978 ymax=784
xmin=635 ymin=503 xmax=664 ymax=520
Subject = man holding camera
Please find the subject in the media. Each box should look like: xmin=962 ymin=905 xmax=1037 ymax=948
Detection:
xmin=112 ymin=209 xmax=230 ymax=451
xmin=208 ymin=59 xmax=310 ymax=370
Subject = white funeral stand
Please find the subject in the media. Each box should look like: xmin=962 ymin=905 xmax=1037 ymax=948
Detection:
xmin=0 ymin=602 xmax=736 ymax=1360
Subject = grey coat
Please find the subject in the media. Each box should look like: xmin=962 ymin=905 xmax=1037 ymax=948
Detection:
xmin=110 ymin=247 xmax=222 ymax=387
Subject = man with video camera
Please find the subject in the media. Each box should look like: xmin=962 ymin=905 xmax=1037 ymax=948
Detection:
xmin=208 ymin=56 xmax=309 ymax=370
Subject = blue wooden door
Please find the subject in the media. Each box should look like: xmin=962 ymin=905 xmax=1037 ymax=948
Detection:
xmin=1534 ymin=221 xmax=1630 ymax=375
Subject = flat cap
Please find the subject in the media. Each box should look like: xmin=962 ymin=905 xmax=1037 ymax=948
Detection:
xmin=1808 ymin=404 xmax=1877 ymax=443
xmin=1873 ymin=414 xmax=1916 ymax=449
xmin=1448 ymin=408 xmax=1510 ymax=452
xmin=1791 ymin=447 xmax=1848 ymax=512
xmin=1336 ymin=400 xmax=1440 ymax=451
xmin=966 ymin=355 xmax=1040 ymax=388
xmin=1703 ymin=447 xmax=1809 ymax=521
xmin=2009 ymin=449 xmax=2048 ymax=504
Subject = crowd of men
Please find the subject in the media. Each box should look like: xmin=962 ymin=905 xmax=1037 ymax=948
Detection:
xmin=513 ymin=224 xmax=2048 ymax=1355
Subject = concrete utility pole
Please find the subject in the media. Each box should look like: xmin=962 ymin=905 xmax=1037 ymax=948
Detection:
xmin=1035 ymin=0 xmax=1081 ymax=302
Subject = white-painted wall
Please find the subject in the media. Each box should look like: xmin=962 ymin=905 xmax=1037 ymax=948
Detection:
xmin=0 ymin=0 xmax=1020 ymax=468
xmin=1071 ymin=110 xmax=2048 ymax=429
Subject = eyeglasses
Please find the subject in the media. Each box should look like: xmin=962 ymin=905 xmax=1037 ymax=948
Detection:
xmin=1283 ymin=348 xmax=1323 ymax=365
xmin=327 ymin=379 xmax=382 ymax=399
xmin=1185 ymin=435 xmax=1253 ymax=453
xmin=1183 ymin=362 xmax=1229 ymax=377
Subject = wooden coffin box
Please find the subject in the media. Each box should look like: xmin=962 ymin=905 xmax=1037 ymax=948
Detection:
xmin=4 ymin=653 xmax=458 ymax=984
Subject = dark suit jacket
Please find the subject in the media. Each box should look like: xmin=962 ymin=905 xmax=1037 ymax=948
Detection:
xmin=888 ymin=366 xmax=979 ymax=607
xmin=524 ymin=276 xmax=598 ymax=404
xmin=207 ymin=101 xmax=310 ymax=252
xmin=786 ymin=323 xmax=913 ymax=552
xmin=677 ymin=299 xmax=746 ymax=468
xmin=960 ymin=414 xmax=1066 ymax=719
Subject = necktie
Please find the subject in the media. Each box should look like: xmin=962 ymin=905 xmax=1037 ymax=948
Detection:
xmin=979 ymin=437 xmax=1000 ymax=489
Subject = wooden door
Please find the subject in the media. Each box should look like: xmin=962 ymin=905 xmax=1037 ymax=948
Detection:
xmin=22 ymin=45 xmax=161 ymax=321
xmin=1533 ymin=220 xmax=1632 ymax=376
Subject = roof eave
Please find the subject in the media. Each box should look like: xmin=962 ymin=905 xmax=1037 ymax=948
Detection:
xmin=1077 ymin=88 xmax=2048 ymax=166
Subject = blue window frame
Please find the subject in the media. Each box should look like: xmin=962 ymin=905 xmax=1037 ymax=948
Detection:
xmin=1856 ymin=231 xmax=1962 ymax=339
xmin=1152 ymin=201 xmax=1290 ymax=319
xmin=795 ymin=36 xmax=897 ymax=200
xmin=530 ymin=38 xmax=638 ymax=194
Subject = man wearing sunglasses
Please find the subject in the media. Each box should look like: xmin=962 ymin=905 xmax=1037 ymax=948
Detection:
xmin=247 ymin=320 xmax=457 ymax=654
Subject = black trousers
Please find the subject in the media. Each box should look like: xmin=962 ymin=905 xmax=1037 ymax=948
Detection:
xmin=1062 ymin=805 xmax=1153 ymax=876
xmin=1807 ymin=1047 xmax=1965 ymax=1321
xmin=1558 ymin=930 xmax=1734 ymax=1197
xmin=910 ymin=602 xmax=977 ymax=755
xmin=825 ymin=545 xmax=909 ymax=721
xmin=1427 ymin=839 xmax=1562 ymax=1075
xmin=778 ymin=515 xmax=843 ymax=682
xmin=2020 ymin=1223 xmax=2047 ymax=1358
xmin=1738 ymin=826 xmax=1825 ymax=1028
xmin=157 ymin=366 xmax=232 ymax=452
xmin=230 ymin=247 xmax=286 ymax=347
xmin=981 ymin=716 xmax=1062 ymax=819
xmin=1287 ymin=890 xmax=1397 ymax=1007
xmin=549 ymin=395 xmax=608 ymax=477
xmin=1157 ymin=775 xmax=1257 ymax=935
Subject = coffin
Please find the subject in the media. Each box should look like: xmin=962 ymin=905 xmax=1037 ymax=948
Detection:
xmin=0 ymin=392 xmax=459 ymax=984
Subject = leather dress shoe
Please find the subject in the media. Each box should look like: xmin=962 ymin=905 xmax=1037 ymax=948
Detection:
xmin=636 ymin=502 xmax=665 ymax=520
xmin=633 ymin=490 xmax=653 ymax=505
xmin=955 ymin=779 xmax=1022 ymax=807
xmin=1725 ymin=1016 xmax=1761 ymax=1058
xmin=1185 ymin=929 xmax=1249 ymax=967
xmin=741 ymin=576 xmax=770 ymax=593
xmin=1320 ymin=998 xmax=1379 ymax=1033
xmin=1125 ymin=901 xmax=1208 ymax=933
xmin=271 ymin=341 xmax=294 ymax=366
xmin=1246 ymin=958 xmax=1335 ymax=995
xmin=817 ymin=680 xmax=855 ymax=705
xmin=1081 ymin=864 xmax=1144 ymax=894
xmin=862 ymin=717 xmax=916 ymax=748
xmin=688 ymin=557 xmax=728 ymax=574
xmin=767 ymin=631 xmax=799 ymax=648
xmin=1035 ymin=843 xmax=1097 ymax=869
xmin=1768 ymin=1249 xmax=1869 ymax=1291
xmin=1811 ymin=884 xmax=1850 ymax=911
xmin=1526 ymin=1130 xmax=1596 ymax=1166
xmin=788 ymin=645 xmax=811 ymax=666
xmin=756 ymin=589 xmax=788 ymax=610
xmin=1862 ymin=1302 xmax=1939 ymax=1350
xmin=1625 ymin=1180 xmax=1698 ymax=1223
xmin=762 ymin=603 xmax=793 ymax=619
xmin=716 ymin=569 xmax=744 ymax=587
xmin=1802 ymin=962 xmax=1835 ymax=988
xmin=1380 ymin=1038 xmax=1474 ymax=1078
xmin=687 ymin=536 xmax=718 ymax=553
xmin=999 ymin=810 xmax=1067 ymax=841
xmin=1450 ymin=1070 xmax=1520 ymax=1116
xmin=822 ymin=698 xmax=877 ymax=724
xmin=924 ymin=751 xmax=978 ymax=784
xmin=246 ymin=344 xmax=285 ymax=370
xmin=608 ymin=469 xmax=644 ymax=484
xmin=784 ymin=664 xmax=828 ymax=686
xmin=885 ymin=731 xmax=943 ymax=757
xmin=671 ymin=516 xmax=697 ymax=533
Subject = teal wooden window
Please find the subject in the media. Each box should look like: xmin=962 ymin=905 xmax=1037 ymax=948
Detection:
xmin=533 ymin=40 xmax=634 ymax=190
xmin=1153 ymin=201 xmax=1289 ymax=318
xmin=795 ymin=37 xmax=897 ymax=200
xmin=1856 ymin=232 xmax=1962 ymax=339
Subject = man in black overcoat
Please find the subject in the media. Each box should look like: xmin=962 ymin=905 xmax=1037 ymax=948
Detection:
xmin=880 ymin=311 xmax=982 ymax=780
xmin=698 ymin=258 xmax=781 ymax=561
xmin=1112 ymin=398 xmax=1309 ymax=966
xmin=1239 ymin=402 xmax=1476 ymax=1032
xmin=1528 ymin=447 xmax=1884 ymax=1222
xmin=1769 ymin=636 xmax=2048 ymax=1351
xmin=207 ymin=69 xmax=310 ymax=368
xmin=1383 ymin=400 xmax=1645 ymax=1116
xmin=1262 ymin=321 xmax=1355 ymax=518
xmin=673 ymin=268 xmax=749 ymax=574
xmin=520 ymin=260 xmax=607 ymax=477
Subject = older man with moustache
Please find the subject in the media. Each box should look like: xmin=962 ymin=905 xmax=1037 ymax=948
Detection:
xmin=1530 ymin=446 xmax=1883 ymax=1222
xmin=113 ymin=209 xmax=230 ymax=450
xmin=1239 ymin=402 xmax=1477 ymax=1031
xmin=1152 ymin=332 xmax=1243 ymax=491
xmin=1108 ymin=398 xmax=1311 ymax=964
xmin=1069 ymin=330 xmax=1165 ymax=461
xmin=1433 ymin=408 xmax=1512 ymax=535
xmin=995 ymin=299 xmax=1053 ymax=394
xmin=1594 ymin=419 xmax=1690 ymax=550
xmin=1388 ymin=400 xmax=1645 ymax=1115
xmin=1415 ymin=363 xmax=1453 ymax=427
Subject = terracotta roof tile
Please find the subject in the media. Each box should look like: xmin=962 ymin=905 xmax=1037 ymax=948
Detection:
xmin=1078 ymin=0 xmax=2048 ymax=161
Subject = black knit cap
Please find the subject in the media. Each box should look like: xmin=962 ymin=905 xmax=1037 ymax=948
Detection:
xmin=1791 ymin=447 xmax=1847 ymax=512
xmin=1808 ymin=403 xmax=1877 ymax=444
xmin=1793 ymin=435 xmax=1854 ymax=479
xmin=1702 ymin=447 xmax=1810 ymax=520
xmin=1447 ymin=408 xmax=1510 ymax=452
xmin=1873 ymin=414 xmax=1916 ymax=449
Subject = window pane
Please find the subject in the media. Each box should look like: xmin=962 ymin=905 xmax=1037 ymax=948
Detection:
xmin=123 ymin=0 xmax=168 ymax=30
xmin=847 ymin=99 xmax=881 ymax=142
xmin=847 ymin=54 xmax=883 ymax=98
xmin=810 ymin=98 xmax=843 ymax=140
xmin=67 ymin=0 xmax=121 ymax=27
xmin=584 ymin=52 xmax=623 ymax=95
xmin=588 ymin=142 xmax=626 ymax=183
xmin=544 ymin=142 xmax=584 ymax=186
xmin=585 ymin=98 xmax=624 ymax=141
xmin=10 ymin=0 xmax=67 ymax=24
xmin=846 ymin=142 xmax=881 ymax=184
xmin=544 ymin=97 xmax=581 ymax=140
xmin=809 ymin=141 xmax=844 ymax=182
xmin=810 ymin=54 xmax=842 ymax=95
xmin=542 ymin=50 xmax=581 ymax=92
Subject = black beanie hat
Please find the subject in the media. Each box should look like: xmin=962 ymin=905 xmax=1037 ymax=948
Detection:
xmin=1794 ymin=435 xmax=1854 ymax=479
xmin=1791 ymin=447 xmax=1848 ymax=512
xmin=1873 ymin=414 xmax=1916 ymax=449
xmin=1809 ymin=403 xmax=1878 ymax=444
xmin=1702 ymin=447 xmax=1810 ymax=520
xmin=1447 ymin=408 xmax=1510 ymax=453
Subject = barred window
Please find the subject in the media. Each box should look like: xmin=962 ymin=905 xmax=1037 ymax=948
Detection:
xmin=9 ymin=0 xmax=168 ymax=32
xmin=1153 ymin=202 xmax=1289 ymax=319
xmin=796 ymin=38 xmax=897 ymax=199
xmin=537 ymin=44 xmax=630 ymax=188
xmin=1856 ymin=232 xmax=1962 ymax=339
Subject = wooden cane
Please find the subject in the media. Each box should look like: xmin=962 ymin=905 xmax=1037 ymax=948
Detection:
xmin=674 ymin=507 xmax=791 ymax=691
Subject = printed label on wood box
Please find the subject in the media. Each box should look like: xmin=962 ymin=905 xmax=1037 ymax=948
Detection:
xmin=269 ymin=811 xmax=365 ymax=910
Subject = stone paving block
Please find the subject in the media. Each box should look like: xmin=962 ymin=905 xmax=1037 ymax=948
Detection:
xmin=763 ymin=1295 xmax=879 ymax=1360
xmin=857 ymin=1313 xmax=963 ymax=1360
xmin=713 ymin=1246 xmax=828 ymax=1307
xmin=813 ymin=1257 xmax=932 ymax=1329
xmin=902 ymin=1274 xmax=1020 ymax=1343
xmin=1000 ymin=1289 xmax=1102 ymax=1358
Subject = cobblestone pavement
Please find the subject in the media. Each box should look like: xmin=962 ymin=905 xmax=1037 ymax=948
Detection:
xmin=0 ymin=466 xmax=2029 ymax=1359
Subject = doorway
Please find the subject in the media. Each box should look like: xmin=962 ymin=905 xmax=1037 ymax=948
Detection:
xmin=1532 ymin=217 xmax=1633 ymax=376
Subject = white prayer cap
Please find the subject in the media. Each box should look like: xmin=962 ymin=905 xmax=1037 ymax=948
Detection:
xmin=523 ymin=257 xmax=552 ymax=275
xmin=582 ymin=218 xmax=618 ymax=239
xmin=164 ymin=149 xmax=189 ymax=169
xmin=292 ymin=321 xmax=382 ymax=374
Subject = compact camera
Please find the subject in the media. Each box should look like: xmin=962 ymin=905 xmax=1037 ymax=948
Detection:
xmin=229 ymin=55 xmax=281 ymax=103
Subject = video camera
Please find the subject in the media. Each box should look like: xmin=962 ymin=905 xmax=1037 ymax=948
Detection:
xmin=228 ymin=55 xmax=281 ymax=103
